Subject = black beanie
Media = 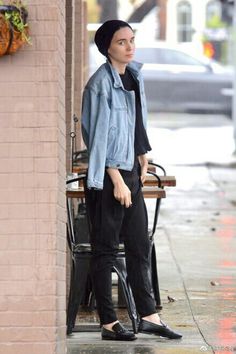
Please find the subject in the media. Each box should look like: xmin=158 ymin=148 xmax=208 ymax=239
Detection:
xmin=94 ymin=20 xmax=133 ymax=57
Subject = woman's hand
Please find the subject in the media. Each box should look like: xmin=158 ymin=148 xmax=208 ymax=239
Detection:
xmin=106 ymin=168 xmax=132 ymax=208
xmin=113 ymin=180 xmax=132 ymax=208
xmin=138 ymin=154 xmax=148 ymax=185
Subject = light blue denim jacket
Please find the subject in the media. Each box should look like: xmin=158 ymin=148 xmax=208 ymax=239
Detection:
xmin=81 ymin=60 xmax=148 ymax=189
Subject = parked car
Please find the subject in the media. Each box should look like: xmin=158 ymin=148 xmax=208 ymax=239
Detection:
xmin=89 ymin=42 xmax=233 ymax=115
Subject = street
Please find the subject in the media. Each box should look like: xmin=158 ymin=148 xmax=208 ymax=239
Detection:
xmin=68 ymin=113 xmax=236 ymax=354
xmin=147 ymin=113 xmax=235 ymax=166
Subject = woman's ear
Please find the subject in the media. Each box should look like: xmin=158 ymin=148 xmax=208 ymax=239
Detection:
xmin=107 ymin=50 xmax=112 ymax=63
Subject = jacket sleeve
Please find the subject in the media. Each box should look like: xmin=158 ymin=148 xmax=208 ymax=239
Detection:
xmin=81 ymin=86 xmax=111 ymax=189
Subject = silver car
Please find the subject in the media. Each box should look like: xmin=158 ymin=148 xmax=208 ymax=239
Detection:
xmin=89 ymin=43 xmax=233 ymax=115
xmin=134 ymin=44 xmax=233 ymax=115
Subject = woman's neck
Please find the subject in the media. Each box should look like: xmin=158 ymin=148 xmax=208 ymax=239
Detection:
xmin=110 ymin=60 xmax=127 ymax=74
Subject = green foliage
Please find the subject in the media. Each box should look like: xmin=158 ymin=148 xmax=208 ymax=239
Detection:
xmin=0 ymin=0 xmax=31 ymax=44
xmin=206 ymin=14 xmax=227 ymax=29
xmin=87 ymin=0 xmax=99 ymax=23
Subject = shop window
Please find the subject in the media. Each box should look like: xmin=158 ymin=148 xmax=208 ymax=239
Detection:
xmin=206 ymin=0 xmax=221 ymax=22
xmin=177 ymin=1 xmax=192 ymax=42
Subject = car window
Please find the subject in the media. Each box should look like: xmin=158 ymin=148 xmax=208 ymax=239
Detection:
xmin=161 ymin=49 xmax=205 ymax=66
xmin=135 ymin=48 xmax=163 ymax=63
xmin=135 ymin=48 xmax=206 ymax=67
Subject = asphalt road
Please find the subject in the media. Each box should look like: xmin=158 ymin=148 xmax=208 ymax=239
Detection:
xmin=147 ymin=112 xmax=235 ymax=166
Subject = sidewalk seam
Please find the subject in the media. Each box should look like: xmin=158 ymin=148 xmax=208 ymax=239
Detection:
xmin=164 ymin=226 xmax=215 ymax=353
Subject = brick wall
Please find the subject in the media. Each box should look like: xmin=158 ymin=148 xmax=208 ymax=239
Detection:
xmin=0 ymin=1 xmax=68 ymax=353
xmin=73 ymin=0 xmax=88 ymax=154
xmin=65 ymin=0 xmax=88 ymax=303
xmin=65 ymin=0 xmax=73 ymax=173
xmin=66 ymin=0 xmax=88 ymax=173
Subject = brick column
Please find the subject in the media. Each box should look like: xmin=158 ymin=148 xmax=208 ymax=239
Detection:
xmin=65 ymin=0 xmax=73 ymax=173
xmin=73 ymin=0 xmax=88 ymax=154
xmin=65 ymin=0 xmax=88 ymax=173
xmin=64 ymin=0 xmax=88 ymax=304
xmin=0 ymin=1 xmax=67 ymax=353
xmin=158 ymin=0 xmax=167 ymax=40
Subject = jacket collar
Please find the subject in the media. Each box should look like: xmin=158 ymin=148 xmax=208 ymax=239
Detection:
xmin=105 ymin=60 xmax=143 ymax=88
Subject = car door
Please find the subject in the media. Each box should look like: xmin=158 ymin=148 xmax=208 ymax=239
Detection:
xmin=135 ymin=47 xmax=231 ymax=113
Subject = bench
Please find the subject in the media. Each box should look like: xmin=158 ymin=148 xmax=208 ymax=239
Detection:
xmin=66 ymin=185 xmax=166 ymax=199
xmin=72 ymin=163 xmax=176 ymax=189
xmin=73 ymin=164 xmax=157 ymax=174
xmin=66 ymin=163 xmax=176 ymax=334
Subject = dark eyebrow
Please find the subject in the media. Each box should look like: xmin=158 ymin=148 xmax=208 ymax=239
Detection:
xmin=116 ymin=36 xmax=135 ymax=42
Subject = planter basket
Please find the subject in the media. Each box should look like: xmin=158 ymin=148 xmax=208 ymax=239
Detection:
xmin=0 ymin=5 xmax=28 ymax=56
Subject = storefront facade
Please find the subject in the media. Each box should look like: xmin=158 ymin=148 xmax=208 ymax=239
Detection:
xmin=0 ymin=1 xmax=87 ymax=352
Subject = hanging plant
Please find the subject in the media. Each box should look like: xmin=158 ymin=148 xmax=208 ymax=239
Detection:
xmin=0 ymin=0 xmax=31 ymax=57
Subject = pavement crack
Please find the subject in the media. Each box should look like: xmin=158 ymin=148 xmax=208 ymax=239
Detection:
xmin=164 ymin=227 xmax=215 ymax=353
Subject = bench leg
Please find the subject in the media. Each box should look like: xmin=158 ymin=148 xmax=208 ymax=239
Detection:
xmin=67 ymin=256 xmax=91 ymax=335
xmin=150 ymin=243 xmax=162 ymax=309
xmin=113 ymin=258 xmax=139 ymax=334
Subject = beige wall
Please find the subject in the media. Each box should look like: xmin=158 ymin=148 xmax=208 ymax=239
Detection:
xmin=0 ymin=0 xmax=87 ymax=352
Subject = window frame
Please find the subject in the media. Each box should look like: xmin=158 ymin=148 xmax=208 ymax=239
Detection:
xmin=176 ymin=0 xmax=193 ymax=43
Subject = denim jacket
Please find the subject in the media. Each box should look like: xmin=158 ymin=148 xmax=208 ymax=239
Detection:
xmin=81 ymin=60 xmax=148 ymax=189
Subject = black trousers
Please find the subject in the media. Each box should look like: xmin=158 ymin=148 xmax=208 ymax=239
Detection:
xmin=85 ymin=160 xmax=156 ymax=325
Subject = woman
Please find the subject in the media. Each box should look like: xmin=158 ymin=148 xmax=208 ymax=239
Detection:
xmin=81 ymin=20 xmax=182 ymax=341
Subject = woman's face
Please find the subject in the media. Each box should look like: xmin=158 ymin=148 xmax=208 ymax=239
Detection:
xmin=107 ymin=27 xmax=135 ymax=66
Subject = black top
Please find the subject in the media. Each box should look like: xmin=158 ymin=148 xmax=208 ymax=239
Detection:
xmin=119 ymin=69 xmax=152 ymax=156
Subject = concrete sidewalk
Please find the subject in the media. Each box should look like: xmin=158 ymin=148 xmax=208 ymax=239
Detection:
xmin=67 ymin=114 xmax=236 ymax=354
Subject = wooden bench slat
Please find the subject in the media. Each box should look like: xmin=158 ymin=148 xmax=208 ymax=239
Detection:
xmin=67 ymin=186 xmax=166 ymax=199
xmin=66 ymin=188 xmax=86 ymax=199
xmin=72 ymin=164 xmax=87 ymax=174
xmin=73 ymin=163 xmax=157 ymax=174
xmin=142 ymin=187 xmax=166 ymax=199
xmin=144 ymin=175 xmax=176 ymax=187
xmin=147 ymin=165 xmax=156 ymax=172
xmin=72 ymin=166 xmax=176 ymax=187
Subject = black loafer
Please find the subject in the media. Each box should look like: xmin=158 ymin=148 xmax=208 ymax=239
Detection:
xmin=138 ymin=319 xmax=182 ymax=339
xmin=101 ymin=322 xmax=137 ymax=341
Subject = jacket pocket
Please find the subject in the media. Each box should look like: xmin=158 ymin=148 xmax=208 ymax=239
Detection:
xmin=106 ymin=126 xmax=117 ymax=158
xmin=106 ymin=123 xmax=129 ymax=161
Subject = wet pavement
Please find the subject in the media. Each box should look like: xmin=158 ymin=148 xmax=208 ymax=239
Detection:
xmin=67 ymin=113 xmax=236 ymax=354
